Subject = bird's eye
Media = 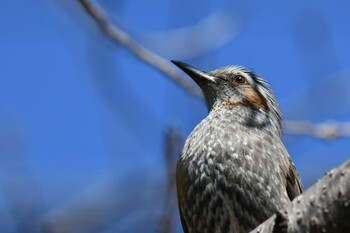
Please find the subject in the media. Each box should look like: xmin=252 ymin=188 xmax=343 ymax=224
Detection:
xmin=234 ymin=75 xmax=246 ymax=84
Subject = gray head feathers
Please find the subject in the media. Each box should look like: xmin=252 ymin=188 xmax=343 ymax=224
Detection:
xmin=209 ymin=65 xmax=282 ymax=134
xmin=171 ymin=61 xmax=283 ymax=135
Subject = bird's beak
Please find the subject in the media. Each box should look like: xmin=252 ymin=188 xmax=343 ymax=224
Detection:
xmin=171 ymin=60 xmax=216 ymax=85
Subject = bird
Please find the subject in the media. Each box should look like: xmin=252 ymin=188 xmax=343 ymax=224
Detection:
xmin=171 ymin=60 xmax=303 ymax=233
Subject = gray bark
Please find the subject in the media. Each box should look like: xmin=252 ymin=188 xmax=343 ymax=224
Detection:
xmin=250 ymin=159 xmax=350 ymax=233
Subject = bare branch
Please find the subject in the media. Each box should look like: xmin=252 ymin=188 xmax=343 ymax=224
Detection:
xmin=138 ymin=5 xmax=239 ymax=59
xmin=0 ymin=121 xmax=45 ymax=232
xmin=284 ymin=120 xmax=350 ymax=140
xmin=78 ymin=0 xmax=201 ymax=98
xmin=41 ymin=170 xmax=165 ymax=233
xmin=250 ymin=159 xmax=350 ymax=233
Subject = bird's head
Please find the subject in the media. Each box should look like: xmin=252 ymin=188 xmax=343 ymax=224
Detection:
xmin=172 ymin=60 xmax=282 ymax=132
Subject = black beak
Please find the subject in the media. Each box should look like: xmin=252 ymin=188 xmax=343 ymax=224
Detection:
xmin=171 ymin=60 xmax=216 ymax=86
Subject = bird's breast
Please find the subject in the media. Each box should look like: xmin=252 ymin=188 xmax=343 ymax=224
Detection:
xmin=177 ymin=111 xmax=290 ymax=233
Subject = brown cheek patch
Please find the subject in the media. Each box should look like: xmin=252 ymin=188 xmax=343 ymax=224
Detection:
xmin=242 ymin=86 xmax=267 ymax=110
xmin=220 ymin=102 xmax=240 ymax=109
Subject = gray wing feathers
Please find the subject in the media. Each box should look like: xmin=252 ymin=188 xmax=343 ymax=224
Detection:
xmin=286 ymin=162 xmax=303 ymax=201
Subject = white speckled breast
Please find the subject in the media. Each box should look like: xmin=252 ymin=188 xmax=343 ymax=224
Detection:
xmin=177 ymin=106 xmax=293 ymax=233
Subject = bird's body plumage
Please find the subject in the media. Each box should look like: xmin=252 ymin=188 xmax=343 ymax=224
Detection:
xmin=172 ymin=61 xmax=303 ymax=233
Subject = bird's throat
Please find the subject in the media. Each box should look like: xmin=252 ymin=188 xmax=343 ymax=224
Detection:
xmin=216 ymin=99 xmax=266 ymax=111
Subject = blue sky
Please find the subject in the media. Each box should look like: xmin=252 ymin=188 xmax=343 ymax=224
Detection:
xmin=0 ymin=0 xmax=350 ymax=232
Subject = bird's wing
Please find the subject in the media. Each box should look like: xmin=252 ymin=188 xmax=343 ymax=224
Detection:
xmin=176 ymin=161 xmax=189 ymax=233
xmin=286 ymin=161 xmax=304 ymax=201
xmin=178 ymin=202 xmax=189 ymax=233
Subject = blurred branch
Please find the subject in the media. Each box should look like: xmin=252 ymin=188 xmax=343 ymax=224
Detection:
xmin=78 ymin=0 xmax=350 ymax=141
xmin=158 ymin=128 xmax=184 ymax=233
xmin=137 ymin=5 xmax=239 ymax=59
xmin=78 ymin=0 xmax=201 ymax=98
xmin=0 ymin=121 xmax=45 ymax=232
xmin=42 ymin=170 xmax=165 ymax=233
xmin=284 ymin=120 xmax=350 ymax=140
xmin=250 ymin=158 xmax=350 ymax=233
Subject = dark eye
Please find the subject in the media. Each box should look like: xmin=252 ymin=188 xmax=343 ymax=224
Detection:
xmin=234 ymin=75 xmax=246 ymax=84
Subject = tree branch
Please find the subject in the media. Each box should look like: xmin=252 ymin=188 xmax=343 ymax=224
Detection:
xmin=137 ymin=5 xmax=239 ymax=60
xmin=78 ymin=0 xmax=201 ymax=98
xmin=250 ymin=159 xmax=350 ymax=233
xmin=284 ymin=120 xmax=350 ymax=140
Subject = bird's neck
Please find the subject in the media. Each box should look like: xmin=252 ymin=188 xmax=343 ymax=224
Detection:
xmin=209 ymin=101 xmax=282 ymax=137
xmin=213 ymin=100 xmax=265 ymax=111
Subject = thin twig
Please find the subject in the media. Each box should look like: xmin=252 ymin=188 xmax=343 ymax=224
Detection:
xmin=78 ymin=0 xmax=201 ymax=98
xmin=284 ymin=120 xmax=350 ymax=140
